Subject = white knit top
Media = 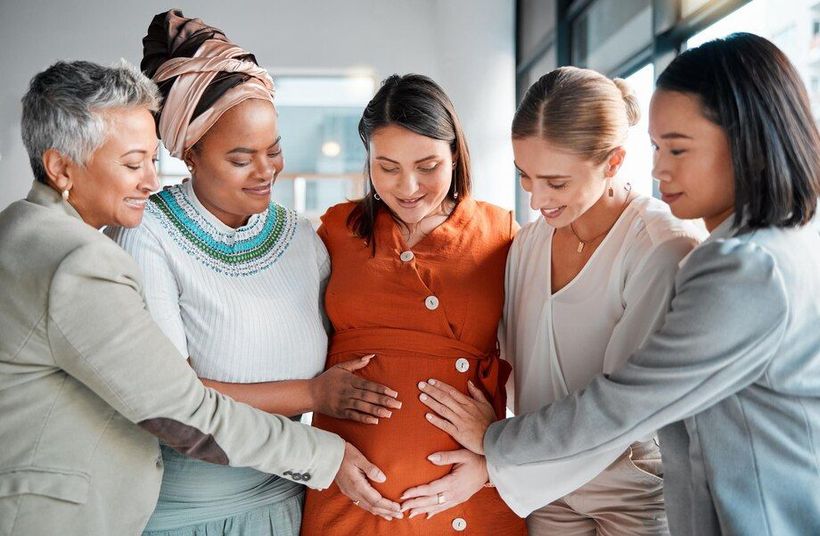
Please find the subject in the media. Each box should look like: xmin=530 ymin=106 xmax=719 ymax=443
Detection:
xmin=106 ymin=180 xmax=329 ymax=383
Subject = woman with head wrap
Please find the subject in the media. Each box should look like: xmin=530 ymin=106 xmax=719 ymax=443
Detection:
xmin=0 ymin=59 xmax=363 ymax=536
xmin=106 ymin=10 xmax=402 ymax=535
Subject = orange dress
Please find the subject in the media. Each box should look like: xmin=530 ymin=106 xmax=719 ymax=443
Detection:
xmin=301 ymin=198 xmax=526 ymax=535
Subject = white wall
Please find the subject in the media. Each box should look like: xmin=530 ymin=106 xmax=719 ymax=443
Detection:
xmin=0 ymin=0 xmax=515 ymax=211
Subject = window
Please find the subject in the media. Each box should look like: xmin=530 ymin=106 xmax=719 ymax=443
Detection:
xmin=157 ymin=75 xmax=376 ymax=226
xmin=687 ymin=0 xmax=820 ymax=128
xmin=621 ymin=63 xmax=655 ymax=198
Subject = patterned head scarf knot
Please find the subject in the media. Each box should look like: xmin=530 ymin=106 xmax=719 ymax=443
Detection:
xmin=141 ymin=9 xmax=275 ymax=158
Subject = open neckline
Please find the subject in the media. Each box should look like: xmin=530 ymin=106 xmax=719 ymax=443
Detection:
xmin=548 ymin=197 xmax=638 ymax=297
xmin=386 ymin=197 xmax=474 ymax=252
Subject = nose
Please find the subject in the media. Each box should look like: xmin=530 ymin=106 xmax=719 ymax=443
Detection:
xmin=396 ymin=171 xmax=420 ymax=197
xmin=651 ymin=153 xmax=669 ymax=184
xmin=527 ymin=182 xmax=551 ymax=211
xmin=143 ymin=160 xmax=160 ymax=192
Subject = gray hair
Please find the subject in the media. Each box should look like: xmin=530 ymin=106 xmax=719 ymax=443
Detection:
xmin=21 ymin=59 xmax=161 ymax=184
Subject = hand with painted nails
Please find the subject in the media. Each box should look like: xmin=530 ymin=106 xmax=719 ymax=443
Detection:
xmin=399 ymin=448 xmax=489 ymax=519
xmin=310 ymin=354 xmax=402 ymax=424
xmin=418 ymin=379 xmax=495 ymax=455
xmin=335 ymin=442 xmax=404 ymax=521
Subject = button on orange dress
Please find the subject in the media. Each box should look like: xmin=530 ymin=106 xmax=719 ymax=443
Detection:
xmin=302 ymin=198 xmax=526 ymax=535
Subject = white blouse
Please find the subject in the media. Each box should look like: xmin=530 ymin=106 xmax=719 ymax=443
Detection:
xmin=107 ymin=180 xmax=330 ymax=383
xmin=491 ymin=196 xmax=704 ymax=516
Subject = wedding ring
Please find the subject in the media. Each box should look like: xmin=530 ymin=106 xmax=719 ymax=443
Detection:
xmin=437 ymin=492 xmax=446 ymax=505
xmin=353 ymin=500 xmax=360 ymax=506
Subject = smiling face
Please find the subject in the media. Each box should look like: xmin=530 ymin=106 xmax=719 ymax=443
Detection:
xmin=187 ymin=98 xmax=282 ymax=228
xmin=513 ymin=136 xmax=618 ymax=227
xmin=65 ymin=107 xmax=159 ymax=229
xmin=649 ymin=90 xmax=735 ymax=231
xmin=369 ymin=124 xmax=454 ymax=225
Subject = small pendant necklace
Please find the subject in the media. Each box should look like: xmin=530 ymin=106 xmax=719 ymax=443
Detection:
xmin=569 ymin=183 xmax=633 ymax=254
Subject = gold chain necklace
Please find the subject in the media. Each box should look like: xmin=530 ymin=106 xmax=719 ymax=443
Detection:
xmin=569 ymin=184 xmax=633 ymax=254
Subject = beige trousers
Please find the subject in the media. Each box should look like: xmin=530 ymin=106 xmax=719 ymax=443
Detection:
xmin=526 ymin=439 xmax=668 ymax=536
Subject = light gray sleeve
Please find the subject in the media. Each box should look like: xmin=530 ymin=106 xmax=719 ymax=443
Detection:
xmin=485 ymin=238 xmax=789 ymax=466
xmin=48 ymin=241 xmax=345 ymax=489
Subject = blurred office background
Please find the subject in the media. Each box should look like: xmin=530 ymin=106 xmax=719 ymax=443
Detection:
xmin=0 ymin=0 xmax=817 ymax=224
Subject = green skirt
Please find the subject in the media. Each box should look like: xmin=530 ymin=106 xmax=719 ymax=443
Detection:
xmin=142 ymin=445 xmax=304 ymax=536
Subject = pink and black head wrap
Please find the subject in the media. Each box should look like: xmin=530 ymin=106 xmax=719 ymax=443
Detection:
xmin=141 ymin=9 xmax=275 ymax=158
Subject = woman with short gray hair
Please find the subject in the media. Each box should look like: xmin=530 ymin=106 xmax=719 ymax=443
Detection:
xmin=0 ymin=59 xmax=385 ymax=536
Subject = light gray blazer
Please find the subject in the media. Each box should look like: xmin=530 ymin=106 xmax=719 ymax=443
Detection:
xmin=0 ymin=182 xmax=344 ymax=536
xmin=486 ymin=216 xmax=820 ymax=535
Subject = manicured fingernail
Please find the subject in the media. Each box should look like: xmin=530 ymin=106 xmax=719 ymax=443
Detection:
xmin=409 ymin=512 xmax=418 ymax=519
xmin=428 ymin=379 xmax=437 ymax=386
xmin=382 ymin=410 xmax=392 ymax=418
xmin=418 ymin=381 xmax=427 ymax=389
xmin=419 ymin=394 xmax=428 ymax=401
xmin=426 ymin=413 xmax=433 ymax=421
xmin=368 ymin=417 xmax=378 ymax=424
xmin=428 ymin=453 xmax=441 ymax=462
xmin=468 ymin=380 xmax=475 ymax=387
xmin=387 ymin=389 xmax=399 ymax=397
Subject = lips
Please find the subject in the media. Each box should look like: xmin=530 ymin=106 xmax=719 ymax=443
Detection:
xmin=243 ymin=183 xmax=272 ymax=196
xmin=540 ymin=206 xmax=566 ymax=219
xmin=124 ymin=197 xmax=149 ymax=209
xmin=661 ymin=192 xmax=683 ymax=204
xmin=396 ymin=195 xmax=425 ymax=208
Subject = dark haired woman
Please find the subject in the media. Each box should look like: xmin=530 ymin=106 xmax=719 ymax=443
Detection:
xmin=419 ymin=33 xmax=820 ymax=535
xmin=301 ymin=74 xmax=526 ymax=535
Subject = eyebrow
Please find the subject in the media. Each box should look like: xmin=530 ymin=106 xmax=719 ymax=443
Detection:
xmin=120 ymin=149 xmax=148 ymax=157
xmin=658 ymin=132 xmax=693 ymax=140
xmin=514 ymin=162 xmax=571 ymax=180
xmin=375 ymin=154 xmax=439 ymax=165
xmin=226 ymin=136 xmax=282 ymax=155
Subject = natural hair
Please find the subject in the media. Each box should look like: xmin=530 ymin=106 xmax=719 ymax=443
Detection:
xmin=347 ymin=74 xmax=471 ymax=250
xmin=21 ymin=60 xmax=161 ymax=184
xmin=512 ymin=66 xmax=640 ymax=163
xmin=657 ymin=33 xmax=819 ymax=229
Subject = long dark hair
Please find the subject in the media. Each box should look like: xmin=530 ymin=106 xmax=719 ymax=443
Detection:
xmin=348 ymin=74 xmax=472 ymax=250
xmin=657 ymin=32 xmax=819 ymax=229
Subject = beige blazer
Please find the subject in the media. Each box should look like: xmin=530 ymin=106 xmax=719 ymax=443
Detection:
xmin=0 ymin=182 xmax=344 ymax=536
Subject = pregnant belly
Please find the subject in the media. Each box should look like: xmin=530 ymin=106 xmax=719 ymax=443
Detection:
xmin=313 ymin=351 xmax=478 ymax=501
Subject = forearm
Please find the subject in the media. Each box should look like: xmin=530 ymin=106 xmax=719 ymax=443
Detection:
xmin=200 ymin=377 xmax=315 ymax=417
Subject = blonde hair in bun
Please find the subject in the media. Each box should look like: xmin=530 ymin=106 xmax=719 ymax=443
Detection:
xmin=513 ymin=66 xmax=639 ymax=163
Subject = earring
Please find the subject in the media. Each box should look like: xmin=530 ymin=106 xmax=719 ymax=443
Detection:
xmin=608 ymin=179 xmax=614 ymax=198
xmin=373 ymin=193 xmax=381 ymax=201
xmin=186 ymin=163 xmax=194 ymax=173
xmin=61 ymin=188 xmax=70 ymax=202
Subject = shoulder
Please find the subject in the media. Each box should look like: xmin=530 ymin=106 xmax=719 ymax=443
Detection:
xmin=681 ymin=232 xmax=786 ymax=300
xmin=622 ymin=197 xmax=704 ymax=271
xmin=53 ymin=231 xmax=142 ymax=291
xmin=467 ymin=199 xmax=516 ymax=240
xmin=320 ymin=201 xmax=358 ymax=225
xmin=472 ymin=200 xmax=514 ymax=225
xmin=317 ymin=201 xmax=358 ymax=242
